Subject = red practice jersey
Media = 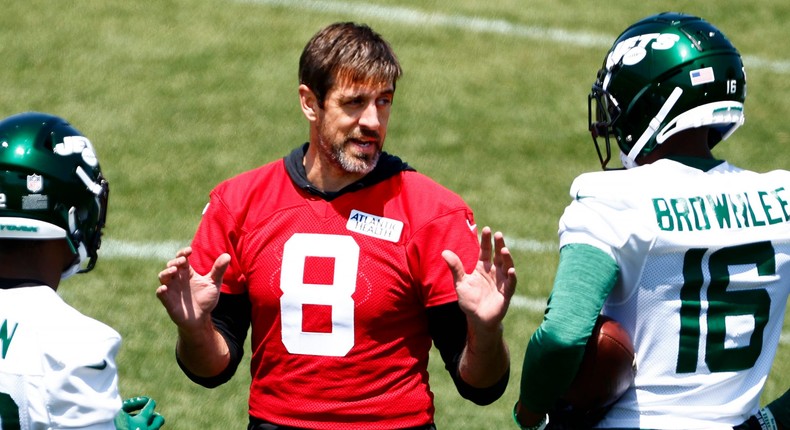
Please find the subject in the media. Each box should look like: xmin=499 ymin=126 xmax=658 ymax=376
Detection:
xmin=189 ymin=149 xmax=479 ymax=429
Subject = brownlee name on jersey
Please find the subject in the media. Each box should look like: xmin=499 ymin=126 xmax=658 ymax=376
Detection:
xmin=653 ymin=186 xmax=790 ymax=232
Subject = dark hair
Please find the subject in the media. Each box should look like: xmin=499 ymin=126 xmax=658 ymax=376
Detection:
xmin=299 ymin=22 xmax=402 ymax=108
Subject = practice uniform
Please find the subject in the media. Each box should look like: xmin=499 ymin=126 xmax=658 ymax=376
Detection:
xmin=0 ymin=282 xmax=122 ymax=429
xmin=558 ymin=158 xmax=790 ymax=429
xmin=183 ymin=144 xmax=486 ymax=429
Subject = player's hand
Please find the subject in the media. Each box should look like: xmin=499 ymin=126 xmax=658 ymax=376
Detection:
xmin=156 ymin=247 xmax=230 ymax=330
xmin=442 ymin=226 xmax=517 ymax=330
xmin=114 ymin=396 xmax=165 ymax=430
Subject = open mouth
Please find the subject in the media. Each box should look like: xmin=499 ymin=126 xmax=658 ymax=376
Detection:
xmin=348 ymin=138 xmax=378 ymax=150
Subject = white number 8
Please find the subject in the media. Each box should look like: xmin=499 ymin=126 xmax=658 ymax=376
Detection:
xmin=280 ymin=233 xmax=358 ymax=356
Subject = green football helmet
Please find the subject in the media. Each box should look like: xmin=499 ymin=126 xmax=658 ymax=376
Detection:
xmin=588 ymin=12 xmax=746 ymax=169
xmin=0 ymin=112 xmax=109 ymax=277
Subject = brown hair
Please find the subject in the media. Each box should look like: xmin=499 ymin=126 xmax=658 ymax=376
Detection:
xmin=299 ymin=22 xmax=402 ymax=108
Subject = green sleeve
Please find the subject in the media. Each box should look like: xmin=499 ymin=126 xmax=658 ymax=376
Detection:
xmin=767 ymin=388 xmax=790 ymax=428
xmin=518 ymin=243 xmax=619 ymax=414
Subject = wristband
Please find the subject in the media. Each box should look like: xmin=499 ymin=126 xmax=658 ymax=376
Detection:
xmin=757 ymin=407 xmax=778 ymax=430
xmin=512 ymin=403 xmax=548 ymax=430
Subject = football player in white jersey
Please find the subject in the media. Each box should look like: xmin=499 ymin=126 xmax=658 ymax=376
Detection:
xmin=0 ymin=112 xmax=164 ymax=429
xmin=514 ymin=12 xmax=790 ymax=430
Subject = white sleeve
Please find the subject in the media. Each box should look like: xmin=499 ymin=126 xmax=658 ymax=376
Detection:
xmin=44 ymin=331 xmax=122 ymax=429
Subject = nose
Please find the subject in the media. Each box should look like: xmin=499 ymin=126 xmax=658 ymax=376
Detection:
xmin=358 ymin=101 xmax=381 ymax=130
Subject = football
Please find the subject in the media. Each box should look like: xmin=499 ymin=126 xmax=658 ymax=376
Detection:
xmin=562 ymin=314 xmax=636 ymax=413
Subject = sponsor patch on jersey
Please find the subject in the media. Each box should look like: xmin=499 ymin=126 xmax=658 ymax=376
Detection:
xmin=690 ymin=67 xmax=715 ymax=86
xmin=346 ymin=209 xmax=403 ymax=243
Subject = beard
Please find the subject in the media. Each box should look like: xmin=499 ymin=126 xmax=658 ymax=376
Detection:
xmin=320 ymin=127 xmax=382 ymax=175
xmin=332 ymin=142 xmax=380 ymax=175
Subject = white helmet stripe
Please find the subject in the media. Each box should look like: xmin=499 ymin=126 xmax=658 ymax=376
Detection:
xmin=75 ymin=166 xmax=104 ymax=195
xmin=627 ymin=86 xmax=684 ymax=163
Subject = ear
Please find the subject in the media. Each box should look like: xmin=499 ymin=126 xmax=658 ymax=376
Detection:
xmin=299 ymin=84 xmax=319 ymax=122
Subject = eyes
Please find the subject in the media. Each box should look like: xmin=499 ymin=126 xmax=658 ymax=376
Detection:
xmin=342 ymin=94 xmax=393 ymax=109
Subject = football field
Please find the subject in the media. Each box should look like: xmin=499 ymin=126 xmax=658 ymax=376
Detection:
xmin=3 ymin=0 xmax=789 ymax=428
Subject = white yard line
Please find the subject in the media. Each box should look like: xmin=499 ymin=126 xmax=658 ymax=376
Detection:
xmin=235 ymin=0 xmax=790 ymax=74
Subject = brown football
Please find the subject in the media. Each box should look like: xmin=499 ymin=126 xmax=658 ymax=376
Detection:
xmin=562 ymin=314 xmax=636 ymax=413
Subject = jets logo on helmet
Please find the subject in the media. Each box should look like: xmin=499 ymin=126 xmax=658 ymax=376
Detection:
xmin=54 ymin=135 xmax=99 ymax=167
xmin=606 ymin=33 xmax=680 ymax=68
xmin=0 ymin=112 xmax=109 ymax=278
xmin=588 ymin=12 xmax=746 ymax=170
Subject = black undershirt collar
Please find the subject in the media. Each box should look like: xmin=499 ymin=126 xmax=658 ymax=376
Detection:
xmin=283 ymin=143 xmax=416 ymax=201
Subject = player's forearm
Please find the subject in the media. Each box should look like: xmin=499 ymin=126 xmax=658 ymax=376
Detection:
xmin=175 ymin=322 xmax=231 ymax=378
xmin=517 ymin=244 xmax=617 ymax=413
xmin=459 ymin=322 xmax=510 ymax=387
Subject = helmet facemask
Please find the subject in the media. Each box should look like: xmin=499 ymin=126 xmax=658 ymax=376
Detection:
xmin=62 ymin=172 xmax=109 ymax=278
xmin=588 ymin=68 xmax=624 ymax=170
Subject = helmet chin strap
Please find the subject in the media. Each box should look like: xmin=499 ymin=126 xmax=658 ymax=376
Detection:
xmin=619 ymin=150 xmax=639 ymax=169
xmin=60 ymin=243 xmax=88 ymax=280
xmin=76 ymin=166 xmax=105 ymax=195
xmin=62 ymin=206 xmax=87 ymax=279
xmin=624 ymin=86 xmax=684 ymax=168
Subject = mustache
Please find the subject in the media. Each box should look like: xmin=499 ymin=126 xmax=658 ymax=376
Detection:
xmin=349 ymin=129 xmax=381 ymax=142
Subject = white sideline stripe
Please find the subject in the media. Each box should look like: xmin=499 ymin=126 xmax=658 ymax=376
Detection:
xmin=101 ymin=238 xmax=186 ymax=261
xmin=506 ymin=237 xmax=557 ymax=253
xmin=234 ymin=0 xmax=790 ymax=74
xmin=511 ymin=295 xmax=547 ymax=313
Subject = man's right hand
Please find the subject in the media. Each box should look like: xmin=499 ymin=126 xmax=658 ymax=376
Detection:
xmin=156 ymin=247 xmax=230 ymax=330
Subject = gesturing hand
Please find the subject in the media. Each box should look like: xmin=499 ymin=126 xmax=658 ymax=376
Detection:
xmin=442 ymin=226 xmax=517 ymax=330
xmin=156 ymin=247 xmax=230 ymax=330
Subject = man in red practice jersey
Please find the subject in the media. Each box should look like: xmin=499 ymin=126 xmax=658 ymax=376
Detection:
xmin=156 ymin=22 xmax=516 ymax=429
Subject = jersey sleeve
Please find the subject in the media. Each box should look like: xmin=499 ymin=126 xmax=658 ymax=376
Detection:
xmin=406 ymin=207 xmax=479 ymax=307
xmin=44 ymin=322 xmax=122 ymax=429
xmin=519 ymin=244 xmax=618 ymax=414
xmin=560 ymin=176 xmax=622 ymax=257
xmin=191 ymin=188 xmax=247 ymax=294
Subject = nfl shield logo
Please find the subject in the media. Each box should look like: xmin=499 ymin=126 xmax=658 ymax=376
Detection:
xmin=27 ymin=174 xmax=43 ymax=193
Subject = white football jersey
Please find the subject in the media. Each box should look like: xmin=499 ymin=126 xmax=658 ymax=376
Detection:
xmin=560 ymin=159 xmax=790 ymax=429
xmin=0 ymin=285 xmax=121 ymax=429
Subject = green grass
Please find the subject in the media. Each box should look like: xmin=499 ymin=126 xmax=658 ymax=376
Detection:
xmin=3 ymin=0 xmax=789 ymax=428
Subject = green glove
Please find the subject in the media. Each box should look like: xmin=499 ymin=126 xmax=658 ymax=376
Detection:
xmin=114 ymin=396 xmax=165 ymax=430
